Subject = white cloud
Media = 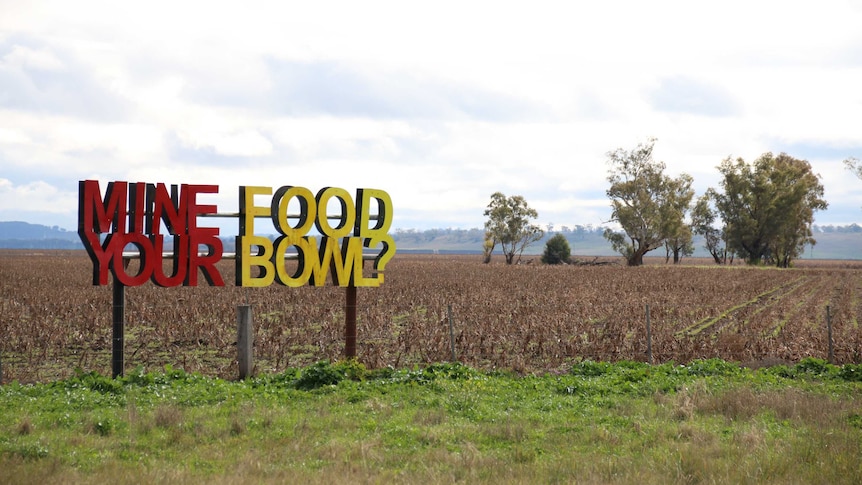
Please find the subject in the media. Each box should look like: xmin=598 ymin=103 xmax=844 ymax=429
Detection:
xmin=173 ymin=126 xmax=274 ymax=158
xmin=1 ymin=0 xmax=861 ymax=232
xmin=0 ymin=127 xmax=30 ymax=145
xmin=213 ymin=131 xmax=273 ymax=158
xmin=2 ymin=45 xmax=64 ymax=71
xmin=0 ymin=179 xmax=76 ymax=213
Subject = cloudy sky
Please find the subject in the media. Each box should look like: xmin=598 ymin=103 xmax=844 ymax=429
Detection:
xmin=2 ymin=1 xmax=862 ymax=235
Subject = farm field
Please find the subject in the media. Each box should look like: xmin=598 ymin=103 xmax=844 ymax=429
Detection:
xmin=2 ymin=250 xmax=862 ymax=383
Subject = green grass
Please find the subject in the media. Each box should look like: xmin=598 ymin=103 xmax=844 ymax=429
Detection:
xmin=2 ymin=359 xmax=862 ymax=484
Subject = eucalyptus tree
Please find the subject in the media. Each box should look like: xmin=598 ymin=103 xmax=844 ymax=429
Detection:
xmin=713 ymin=153 xmax=827 ymax=267
xmin=664 ymin=225 xmax=694 ymax=264
xmin=691 ymin=191 xmax=731 ymax=264
xmin=603 ymin=139 xmax=694 ymax=266
xmin=482 ymin=192 xmax=544 ymax=264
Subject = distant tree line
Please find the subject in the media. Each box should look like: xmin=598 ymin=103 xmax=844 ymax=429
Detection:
xmin=481 ymin=138 xmax=845 ymax=267
xmin=813 ymin=224 xmax=862 ymax=233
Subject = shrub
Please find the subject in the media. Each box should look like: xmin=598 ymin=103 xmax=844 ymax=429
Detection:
xmin=541 ymin=233 xmax=571 ymax=265
xmin=682 ymin=358 xmax=742 ymax=377
xmin=64 ymin=369 xmax=123 ymax=395
xmin=570 ymin=360 xmax=612 ymax=377
xmin=839 ymin=364 xmax=862 ymax=382
xmin=294 ymin=360 xmax=367 ymax=390
xmin=794 ymin=357 xmax=837 ymax=378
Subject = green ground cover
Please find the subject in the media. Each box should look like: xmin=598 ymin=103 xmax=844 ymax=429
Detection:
xmin=2 ymin=359 xmax=862 ymax=484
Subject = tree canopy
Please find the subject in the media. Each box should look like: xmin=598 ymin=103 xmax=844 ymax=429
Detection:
xmin=844 ymin=157 xmax=861 ymax=179
xmin=483 ymin=192 xmax=544 ymax=264
xmin=603 ymin=139 xmax=694 ymax=266
xmin=712 ymin=153 xmax=827 ymax=267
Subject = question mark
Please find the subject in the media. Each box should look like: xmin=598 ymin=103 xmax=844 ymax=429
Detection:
xmin=372 ymin=238 xmax=395 ymax=282
xmin=356 ymin=188 xmax=396 ymax=283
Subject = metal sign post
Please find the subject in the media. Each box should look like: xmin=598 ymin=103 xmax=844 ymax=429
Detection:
xmin=345 ymin=285 xmax=357 ymax=359
xmin=111 ymin=270 xmax=125 ymax=378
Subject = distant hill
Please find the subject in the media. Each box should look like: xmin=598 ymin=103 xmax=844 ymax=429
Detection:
xmin=3 ymin=221 xmax=860 ymax=260
xmin=0 ymin=221 xmax=82 ymax=249
xmin=392 ymin=225 xmax=862 ymax=260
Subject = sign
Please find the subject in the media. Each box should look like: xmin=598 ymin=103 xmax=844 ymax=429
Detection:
xmin=78 ymin=180 xmax=395 ymax=288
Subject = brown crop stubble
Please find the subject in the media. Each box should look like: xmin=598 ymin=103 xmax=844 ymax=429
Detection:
xmin=2 ymin=251 xmax=862 ymax=383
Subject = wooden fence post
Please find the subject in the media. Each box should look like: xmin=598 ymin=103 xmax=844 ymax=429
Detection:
xmin=448 ymin=304 xmax=457 ymax=362
xmin=238 ymin=305 xmax=253 ymax=379
xmin=827 ymin=305 xmax=834 ymax=364
xmin=646 ymin=304 xmax=652 ymax=365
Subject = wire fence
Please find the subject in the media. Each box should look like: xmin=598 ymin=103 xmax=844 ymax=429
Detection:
xmin=2 ymin=296 xmax=859 ymax=383
xmin=2 ymin=252 xmax=862 ymax=382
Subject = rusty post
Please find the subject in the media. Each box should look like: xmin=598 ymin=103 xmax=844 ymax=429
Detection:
xmin=345 ymin=284 xmax=357 ymax=359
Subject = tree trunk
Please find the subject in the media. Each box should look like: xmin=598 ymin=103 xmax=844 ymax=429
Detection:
xmin=482 ymin=238 xmax=495 ymax=264
xmin=627 ymin=247 xmax=648 ymax=266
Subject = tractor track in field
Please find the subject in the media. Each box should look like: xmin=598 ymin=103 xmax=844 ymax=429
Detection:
xmin=761 ymin=273 xmax=834 ymax=338
xmin=675 ymin=275 xmax=810 ymax=338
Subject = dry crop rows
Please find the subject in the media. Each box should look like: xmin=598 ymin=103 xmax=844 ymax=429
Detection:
xmin=2 ymin=251 xmax=862 ymax=382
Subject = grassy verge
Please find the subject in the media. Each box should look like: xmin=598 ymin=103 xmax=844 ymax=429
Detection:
xmin=2 ymin=359 xmax=862 ymax=484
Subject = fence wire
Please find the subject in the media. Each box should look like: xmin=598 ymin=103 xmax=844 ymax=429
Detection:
xmin=2 ymin=252 xmax=862 ymax=382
